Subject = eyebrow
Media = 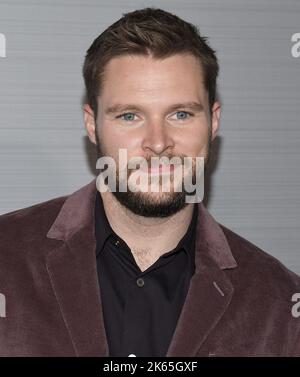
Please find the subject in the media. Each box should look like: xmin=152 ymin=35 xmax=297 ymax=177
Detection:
xmin=104 ymin=101 xmax=204 ymax=115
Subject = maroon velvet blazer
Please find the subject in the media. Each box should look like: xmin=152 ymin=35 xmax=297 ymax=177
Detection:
xmin=0 ymin=178 xmax=300 ymax=356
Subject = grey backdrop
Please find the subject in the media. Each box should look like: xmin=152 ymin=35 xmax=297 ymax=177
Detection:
xmin=1 ymin=0 xmax=300 ymax=274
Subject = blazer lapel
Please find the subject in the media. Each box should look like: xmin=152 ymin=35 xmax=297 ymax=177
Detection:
xmin=166 ymin=257 xmax=234 ymax=356
xmin=166 ymin=204 xmax=238 ymax=357
xmin=45 ymin=178 xmax=109 ymax=356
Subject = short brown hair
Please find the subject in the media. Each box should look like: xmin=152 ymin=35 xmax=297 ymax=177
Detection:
xmin=82 ymin=7 xmax=219 ymax=119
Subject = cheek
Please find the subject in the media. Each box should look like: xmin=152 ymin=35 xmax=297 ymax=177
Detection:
xmin=181 ymin=126 xmax=210 ymax=156
xmin=98 ymin=122 xmax=139 ymax=158
xmin=96 ymin=123 xmax=116 ymax=158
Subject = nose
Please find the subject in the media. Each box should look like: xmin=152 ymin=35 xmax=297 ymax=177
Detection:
xmin=141 ymin=120 xmax=175 ymax=156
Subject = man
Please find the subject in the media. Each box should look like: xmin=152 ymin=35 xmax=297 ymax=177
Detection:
xmin=0 ymin=7 xmax=300 ymax=357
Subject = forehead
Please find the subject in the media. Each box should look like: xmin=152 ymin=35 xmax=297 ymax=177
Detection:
xmin=100 ymin=53 xmax=207 ymax=104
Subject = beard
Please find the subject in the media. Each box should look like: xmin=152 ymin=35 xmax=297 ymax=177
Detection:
xmin=114 ymin=187 xmax=187 ymax=218
xmin=95 ymin=134 xmax=210 ymax=218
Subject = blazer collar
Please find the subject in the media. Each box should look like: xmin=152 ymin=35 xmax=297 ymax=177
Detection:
xmin=46 ymin=177 xmax=237 ymax=356
xmin=47 ymin=178 xmax=97 ymax=242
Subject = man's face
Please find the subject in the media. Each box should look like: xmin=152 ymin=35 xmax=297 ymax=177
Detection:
xmin=84 ymin=53 xmax=220 ymax=217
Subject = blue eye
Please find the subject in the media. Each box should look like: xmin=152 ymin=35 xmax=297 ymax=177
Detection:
xmin=116 ymin=113 xmax=136 ymax=121
xmin=176 ymin=111 xmax=193 ymax=120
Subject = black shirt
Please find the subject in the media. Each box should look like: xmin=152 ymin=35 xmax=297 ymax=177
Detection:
xmin=94 ymin=191 xmax=198 ymax=357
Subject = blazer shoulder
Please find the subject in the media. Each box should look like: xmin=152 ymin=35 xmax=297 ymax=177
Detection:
xmin=219 ymin=223 xmax=300 ymax=294
xmin=0 ymin=194 xmax=68 ymax=223
xmin=0 ymin=195 xmax=68 ymax=254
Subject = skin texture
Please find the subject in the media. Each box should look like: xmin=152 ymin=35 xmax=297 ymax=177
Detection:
xmin=84 ymin=53 xmax=221 ymax=271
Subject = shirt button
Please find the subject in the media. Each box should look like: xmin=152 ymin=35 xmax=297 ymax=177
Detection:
xmin=114 ymin=239 xmax=120 ymax=246
xmin=136 ymin=277 xmax=145 ymax=287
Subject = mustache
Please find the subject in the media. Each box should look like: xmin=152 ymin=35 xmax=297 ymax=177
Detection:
xmin=131 ymin=155 xmax=185 ymax=167
xmin=124 ymin=156 xmax=196 ymax=175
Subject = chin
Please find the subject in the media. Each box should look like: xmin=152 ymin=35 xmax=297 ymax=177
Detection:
xmin=112 ymin=190 xmax=188 ymax=218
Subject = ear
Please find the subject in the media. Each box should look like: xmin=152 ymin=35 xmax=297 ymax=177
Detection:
xmin=83 ymin=104 xmax=97 ymax=145
xmin=211 ymin=101 xmax=221 ymax=142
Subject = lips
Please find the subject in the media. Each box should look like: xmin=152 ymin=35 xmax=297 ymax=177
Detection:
xmin=139 ymin=164 xmax=177 ymax=175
